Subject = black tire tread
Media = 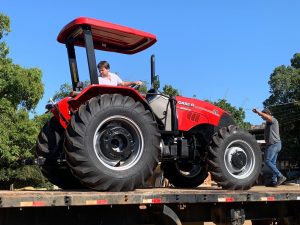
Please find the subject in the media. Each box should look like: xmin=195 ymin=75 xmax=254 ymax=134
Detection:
xmin=36 ymin=117 xmax=83 ymax=189
xmin=64 ymin=94 xmax=160 ymax=191
xmin=162 ymin=162 xmax=208 ymax=188
xmin=207 ymin=125 xmax=262 ymax=190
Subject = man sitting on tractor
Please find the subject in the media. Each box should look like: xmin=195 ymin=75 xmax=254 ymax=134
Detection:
xmin=98 ymin=61 xmax=142 ymax=86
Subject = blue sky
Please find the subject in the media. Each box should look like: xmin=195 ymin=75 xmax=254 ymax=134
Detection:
xmin=2 ymin=1 xmax=300 ymax=125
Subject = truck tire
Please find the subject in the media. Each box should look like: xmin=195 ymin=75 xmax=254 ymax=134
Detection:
xmin=207 ymin=125 xmax=262 ymax=190
xmin=64 ymin=94 xmax=160 ymax=191
xmin=36 ymin=117 xmax=83 ymax=189
xmin=161 ymin=162 xmax=208 ymax=188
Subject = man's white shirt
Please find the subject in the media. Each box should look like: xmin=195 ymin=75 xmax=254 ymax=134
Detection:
xmin=98 ymin=72 xmax=122 ymax=86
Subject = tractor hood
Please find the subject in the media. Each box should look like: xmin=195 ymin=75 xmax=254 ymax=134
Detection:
xmin=57 ymin=17 xmax=157 ymax=54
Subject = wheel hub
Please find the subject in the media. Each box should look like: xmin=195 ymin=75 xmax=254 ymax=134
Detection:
xmin=223 ymin=140 xmax=256 ymax=179
xmin=99 ymin=126 xmax=134 ymax=160
xmin=231 ymin=151 xmax=247 ymax=169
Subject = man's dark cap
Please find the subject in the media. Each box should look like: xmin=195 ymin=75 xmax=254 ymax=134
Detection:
xmin=262 ymin=108 xmax=272 ymax=115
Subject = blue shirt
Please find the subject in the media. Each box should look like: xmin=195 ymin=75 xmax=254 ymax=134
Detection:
xmin=98 ymin=72 xmax=122 ymax=86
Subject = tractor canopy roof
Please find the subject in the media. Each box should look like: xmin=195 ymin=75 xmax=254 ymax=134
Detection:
xmin=57 ymin=17 xmax=157 ymax=54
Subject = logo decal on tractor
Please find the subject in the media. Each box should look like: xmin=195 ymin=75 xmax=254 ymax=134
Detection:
xmin=178 ymin=101 xmax=195 ymax=107
xmin=187 ymin=112 xmax=201 ymax=122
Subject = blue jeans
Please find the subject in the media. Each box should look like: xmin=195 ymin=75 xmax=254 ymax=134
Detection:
xmin=265 ymin=142 xmax=282 ymax=184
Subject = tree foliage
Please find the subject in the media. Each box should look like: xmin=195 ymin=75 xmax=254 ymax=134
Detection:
xmin=52 ymin=80 xmax=93 ymax=102
xmin=264 ymin=66 xmax=300 ymax=106
xmin=0 ymin=64 xmax=44 ymax=110
xmin=162 ymin=84 xmax=180 ymax=96
xmin=52 ymin=83 xmax=72 ymax=102
xmin=0 ymin=14 xmax=10 ymax=61
xmin=264 ymin=53 xmax=300 ymax=106
xmin=0 ymin=13 xmax=47 ymax=189
xmin=137 ymin=81 xmax=148 ymax=95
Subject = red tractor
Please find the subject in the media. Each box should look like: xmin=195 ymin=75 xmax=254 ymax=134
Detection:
xmin=36 ymin=17 xmax=262 ymax=191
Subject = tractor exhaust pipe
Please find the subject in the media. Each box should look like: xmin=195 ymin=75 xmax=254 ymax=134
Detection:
xmin=151 ymin=54 xmax=155 ymax=89
xmin=151 ymin=54 xmax=159 ymax=89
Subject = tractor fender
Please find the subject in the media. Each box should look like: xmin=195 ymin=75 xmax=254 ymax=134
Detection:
xmin=53 ymin=85 xmax=155 ymax=129
xmin=216 ymin=111 xmax=236 ymax=131
xmin=65 ymin=84 xmax=154 ymax=122
xmin=68 ymin=84 xmax=149 ymax=109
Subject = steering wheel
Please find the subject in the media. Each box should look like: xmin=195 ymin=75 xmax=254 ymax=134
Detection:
xmin=129 ymin=83 xmax=141 ymax=90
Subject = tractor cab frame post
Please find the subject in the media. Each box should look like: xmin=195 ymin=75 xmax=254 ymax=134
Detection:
xmin=66 ymin=25 xmax=99 ymax=91
xmin=83 ymin=26 xmax=98 ymax=85
xmin=66 ymin=40 xmax=80 ymax=91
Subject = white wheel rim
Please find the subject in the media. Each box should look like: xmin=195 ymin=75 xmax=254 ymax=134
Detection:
xmin=93 ymin=115 xmax=144 ymax=171
xmin=224 ymin=139 xmax=255 ymax=179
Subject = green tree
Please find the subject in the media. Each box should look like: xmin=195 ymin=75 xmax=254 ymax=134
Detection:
xmin=291 ymin=53 xmax=300 ymax=70
xmin=264 ymin=66 xmax=300 ymax=106
xmin=52 ymin=80 xmax=92 ymax=102
xmin=137 ymin=81 xmax=148 ymax=95
xmin=264 ymin=53 xmax=300 ymax=166
xmin=162 ymin=84 xmax=180 ymax=96
xmin=0 ymin=13 xmax=47 ymax=189
xmin=0 ymin=13 xmax=10 ymax=62
xmin=52 ymin=83 xmax=72 ymax=102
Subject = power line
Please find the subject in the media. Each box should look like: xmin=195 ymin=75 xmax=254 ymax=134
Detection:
xmin=244 ymin=101 xmax=300 ymax=111
xmin=245 ymin=101 xmax=300 ymax=125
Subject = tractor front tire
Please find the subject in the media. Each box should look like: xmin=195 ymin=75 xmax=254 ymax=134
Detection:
xmin=36 ymin=117 xmax=83 ymax=189
xmin=64 ymin=94 xmax=160 ymax=191
xmin=208 ymin=125 xmax=262 ymax=190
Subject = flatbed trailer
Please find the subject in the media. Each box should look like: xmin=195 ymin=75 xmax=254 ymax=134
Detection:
xmin=1 ymin=185 xmax=300 ymax=225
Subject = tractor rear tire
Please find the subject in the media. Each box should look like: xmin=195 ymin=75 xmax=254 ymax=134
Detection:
xmin=64 ymin=94 xmax=160 ymax=191
xmin=161 ymin=162 xmax=208 ymax=188
xmin=36 ymin=117 xmax=83 ymax=189
xmin=40 ymin=164 xmax=84 ymax=190
xmin=208 ymin=125 xmax=262 ymax=190
xmin=36 ymin=117 xmax=64 ymax=158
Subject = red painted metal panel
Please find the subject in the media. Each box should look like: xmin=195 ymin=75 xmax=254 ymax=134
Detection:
xmin=176 ymin=96 xmax=224 ymax=131
xmin=57 ymin=17 xmax=157 ymax=54
xmin=55 ymin=85 xmax=148 ymax=129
